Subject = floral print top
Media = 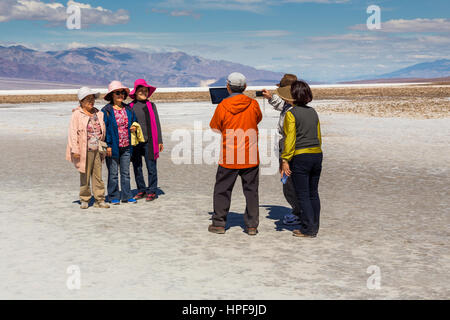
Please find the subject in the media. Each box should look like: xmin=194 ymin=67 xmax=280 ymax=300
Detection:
xmin=87 ymin=113 xmax=102 ymax=151
xmin=113 ymin=107 xmax=129 ymax=148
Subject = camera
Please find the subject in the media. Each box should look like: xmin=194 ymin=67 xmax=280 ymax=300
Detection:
xmin=255 ymin=91 xmax=263 ymax=97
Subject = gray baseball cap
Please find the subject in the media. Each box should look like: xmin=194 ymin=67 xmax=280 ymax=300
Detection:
xmin=227 ymin=72 xmax=246 ymax=87
xmin=77 ymin=87 xmax=100 ymax=101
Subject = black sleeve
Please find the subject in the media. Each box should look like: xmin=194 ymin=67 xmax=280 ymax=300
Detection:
xmin=152 ymin=102 xmax=163 ymax=144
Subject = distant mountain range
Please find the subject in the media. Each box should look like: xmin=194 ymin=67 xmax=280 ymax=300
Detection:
xmin=0 ymin=45 xmax=448 ymax=89
xmin=342 ymin=59 xmax=450 ymax=83
xmin=377 ymin=59 xmax=450 ymax=79
xmin=0 ymin=45 xmax=284 ymax=88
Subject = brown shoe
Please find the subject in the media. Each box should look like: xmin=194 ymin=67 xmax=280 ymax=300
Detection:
xmin=293 ymin=230 xmax=316 ymax=238
xmin=94 ymin=201 xmax=110 ymax=209
xmin=80 ymin=201 xmax=89 ymax=209
xmin=247 ymin=228 xmax=258 ymax=236
xmin=208 ymin=225 xmax=225 ymax=234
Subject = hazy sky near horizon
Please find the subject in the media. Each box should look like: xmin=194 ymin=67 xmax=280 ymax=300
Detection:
xmin=0 ymin=0 xmax=449 ymax=82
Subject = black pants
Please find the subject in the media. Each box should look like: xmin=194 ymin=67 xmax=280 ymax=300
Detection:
xmin=283 ymin=175 xmax=301 ymax=216
xmin=290 ymin=153 xmax=323 ymax=236
xmin=279 ymin=139 xmax=301 ymax=216
xmin=212 ymin=165 xmax=259 ymax=229
xmin=131 ymin=143 xmax=158 ymax=194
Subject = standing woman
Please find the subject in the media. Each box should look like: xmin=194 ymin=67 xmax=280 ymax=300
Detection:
xmin=279 ymin=80 xmax=323 ymax=237
xmin=129 ymin=79 xmax=163 ymax=202
xmin=261 ymin=74 xmax=301 ymax=225
xmin=102 ymin=80 xmax=138 ymax=205
xmin=66 ymin=87 xmax=110 ymax=209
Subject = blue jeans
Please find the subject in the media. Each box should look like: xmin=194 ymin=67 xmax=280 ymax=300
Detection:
xmin=290 ymin=153 xmax=323 ymax=236
xmin=131 ymin=143 xmax=158 ymax=194
xmin=106 ymin=146 xmax=132 ymax=201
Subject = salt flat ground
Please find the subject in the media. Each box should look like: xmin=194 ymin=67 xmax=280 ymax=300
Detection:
xmin=0 ymin=99 xmax=449 ymax=299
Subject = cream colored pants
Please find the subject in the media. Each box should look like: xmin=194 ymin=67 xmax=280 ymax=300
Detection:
xmin=80 ymin=150 xmax=105 ymax=203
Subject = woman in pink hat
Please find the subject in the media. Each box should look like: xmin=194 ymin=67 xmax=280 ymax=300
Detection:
xmin=101 ymin=80 xmax=138 ymax=205
xmin=129 ymin=79 xmax=163 ymax=202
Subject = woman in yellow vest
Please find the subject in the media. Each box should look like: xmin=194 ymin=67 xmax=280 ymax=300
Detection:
xmin=279 ymin=80 xmax=323 ymax=238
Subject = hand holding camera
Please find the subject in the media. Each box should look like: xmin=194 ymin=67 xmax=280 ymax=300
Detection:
xmin=260 ymin=89 xmax=272 ymax=100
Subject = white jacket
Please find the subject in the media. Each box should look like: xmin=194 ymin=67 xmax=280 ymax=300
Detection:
xmin=268 ymin=93 xmax=293 ymax=140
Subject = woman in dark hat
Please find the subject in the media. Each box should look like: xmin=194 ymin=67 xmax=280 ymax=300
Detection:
xmin=261 ymin=74 xmax=301 ymax=226
xmin=279 ymin=80 xmax=323 ymax=238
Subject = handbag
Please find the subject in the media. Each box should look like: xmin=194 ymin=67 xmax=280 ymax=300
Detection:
xmin=98 ymin=140 xmax=108 ymax=154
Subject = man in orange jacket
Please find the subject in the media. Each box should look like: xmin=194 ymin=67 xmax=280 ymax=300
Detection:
xmin=208 ymin=72 xmax=263 ymax=236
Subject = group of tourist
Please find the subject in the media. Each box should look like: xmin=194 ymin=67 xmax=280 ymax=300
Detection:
xmin=66 ymin=72 xmax=323 ymax=238
xmin=66 ymin=79 xmax=163 ymax=209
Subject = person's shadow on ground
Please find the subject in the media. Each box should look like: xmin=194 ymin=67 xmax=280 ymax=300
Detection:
xmin=72 ymin=198 xmax=96 ymax=207
xmin=208 ymin=211 xmax=246 ymax=233
xmin=261 ymin=204 xmax=298 ymax=232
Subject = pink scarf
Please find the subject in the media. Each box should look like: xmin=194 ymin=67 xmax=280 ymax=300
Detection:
xmin=130 ymin=101 xmax=159 ymax=160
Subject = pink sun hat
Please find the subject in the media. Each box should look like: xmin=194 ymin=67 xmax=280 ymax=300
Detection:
xmin=129 ymin=79 xmax=157 ymax=100
xmin=104 ymin=80 xmax=130 ymax=101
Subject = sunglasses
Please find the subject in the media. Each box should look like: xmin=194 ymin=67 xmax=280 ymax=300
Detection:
xmin=114 ymin=90 xmax=127 ymax=96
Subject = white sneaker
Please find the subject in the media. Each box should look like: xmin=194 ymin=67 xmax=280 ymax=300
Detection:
xmin=283 ymin=213 xmax=300 ymax=225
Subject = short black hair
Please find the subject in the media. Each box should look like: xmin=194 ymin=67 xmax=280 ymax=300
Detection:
xmin=228 ymin=84 xmax=245 ymax=93
xmin=290 ymin=80 xmax=313 ymax=106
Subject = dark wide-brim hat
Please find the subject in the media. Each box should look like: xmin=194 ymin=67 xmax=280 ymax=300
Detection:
xmin=277 ymin=74 xmax=298 ymax=87
xmin=276 ymin=85 xmax=294 ymax=103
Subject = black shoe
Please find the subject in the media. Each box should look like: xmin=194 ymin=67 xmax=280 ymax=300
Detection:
xmin=293 ymin=230 xmax=316 ymax=238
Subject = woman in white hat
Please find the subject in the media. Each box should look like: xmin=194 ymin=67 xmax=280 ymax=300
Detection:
xmin=66 ymin=87 xmax=110 ymax=209
xmin=101 ymin=80 xmax=138 ymax=205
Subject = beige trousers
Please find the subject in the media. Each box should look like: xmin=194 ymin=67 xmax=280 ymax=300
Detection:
xmin=80 ymin=150 xmax=105 ymax=203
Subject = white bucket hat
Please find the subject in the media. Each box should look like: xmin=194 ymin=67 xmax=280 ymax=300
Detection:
xmin=78 ymin=87 xmax=100 ymax=101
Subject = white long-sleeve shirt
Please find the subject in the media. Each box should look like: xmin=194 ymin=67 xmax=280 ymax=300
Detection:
xmin=268 ymin=93 xmax=293 ymax=140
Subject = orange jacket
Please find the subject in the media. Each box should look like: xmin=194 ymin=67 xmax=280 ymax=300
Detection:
xmin=210 ymin=94 xmax=262 ymax=169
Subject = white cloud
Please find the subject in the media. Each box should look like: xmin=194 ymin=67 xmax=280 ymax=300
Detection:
xmin=152 ymin=0 xmax=349 ymax=14
xmin=350 ymin=18 xmax=450 ymax=33
xmin=67 ymin=41 xmax=88 ymax=49
xmin=250 ymin=30 xmax=292 ymax=37
xmin=170 ymin=10 xmax=201 ymax=19
xmin=0 ymin=0 xmax=129 ymax=25
xmin=283 ymin=0 xmax=349 ymax=3
xmin=417 ymin=35 xmax=450 ymax=44
xmin=151 ymin=8 xmax=201 ymax=19
xmin=53 ymin=29 xmax=292 ymax=40
xmin=310 ymin=33 xmax=383 ymax=42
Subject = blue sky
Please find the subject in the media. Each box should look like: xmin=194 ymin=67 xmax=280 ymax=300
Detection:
xmin=0 ymin=0 xmax=449 ymax=82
